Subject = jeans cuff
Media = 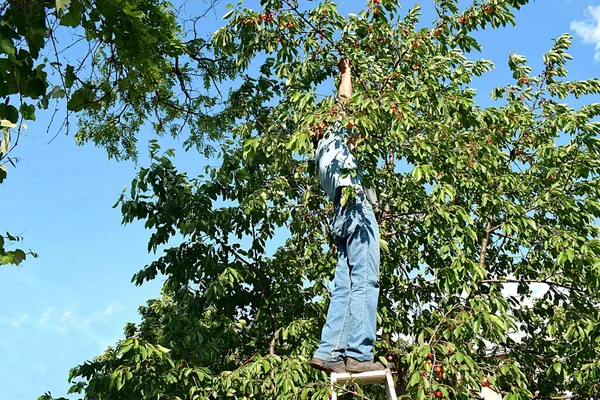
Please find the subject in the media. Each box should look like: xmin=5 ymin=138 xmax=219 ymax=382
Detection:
xmin=313 ymin=352 xmax=344 ymax=363
xmin=347 ymin=355 xmax=373 ymax=362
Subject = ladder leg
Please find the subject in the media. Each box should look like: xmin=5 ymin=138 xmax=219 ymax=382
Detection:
xmin=385 ymin=369 xmax=398 ymax=400
xmin=331 ymin=373 xmax=338 ymax=400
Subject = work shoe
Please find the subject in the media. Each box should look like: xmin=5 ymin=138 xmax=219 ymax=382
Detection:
xmin=346 ymin=357 xmax=386 ymax=373
xmin=309 ymin=357 xmax=346 ymax=374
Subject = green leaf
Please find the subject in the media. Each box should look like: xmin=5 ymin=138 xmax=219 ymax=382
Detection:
xmin=408 ymin=371 xmax=421 ymax=387
xmin=0 ymin=105 xmax=19 ymax=123
xmin=553 ymin=362 xmax=562 ymax=374
xmin=19 ymin=103 xmax=36 ymax=121
xmin=0 ymin=249 xmax=26 ymax=265
xmin=411 ymin=166 xmax=423 ymax=182
xmin=60 ymin=9 xmax=81 ymax=27
xmin=0 ymin=38 xmax=15 ymax=57
xmin=379 ymin=238 xmax=389 ymax=253
xmin=26 ymin=79 xmax=46 ymax=98
xmin=13 ymin=249 xmax=26 ymax=264
xmin=67 ymin=87 xmax=95 ymax=111
xmin=300 ymin=388 xmax=309 ymax=400
xmin=119 ymin=344 xmax=133 ymax=355
xmin=222 ymin=9 xmax=234 ymax=20
xmin=156 ymin=344 xmax=171 ymax=353
xmin=65 ymin=65 xmax=77 ymax=88
xmin=566 ymin=248 xmax=575 ymax=262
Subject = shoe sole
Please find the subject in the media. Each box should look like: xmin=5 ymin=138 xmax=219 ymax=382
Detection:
xmin=346 ymin=368 xmax=385 ymax=373
xmin=346 ymin=363 xmax=386 ymax=373
xmin=309 ymin=361 xmax=329 ymax=373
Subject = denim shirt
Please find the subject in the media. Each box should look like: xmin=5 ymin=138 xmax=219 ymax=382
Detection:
xmin=315 ymin=124 xmax=363 ymax=201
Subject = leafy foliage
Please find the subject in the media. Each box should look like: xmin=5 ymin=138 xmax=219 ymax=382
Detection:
xmin=43 ymin=0 xmax=600 ymax=399
xmin=0 ymin=0 xmax=227 ymax=264
xmin=1 ymin=0 xmax=233 ymax=159
xmin=0 ymin=231 xmax=28 ymax=266
xmin=0 ymin=121 xmax=37 ymax=265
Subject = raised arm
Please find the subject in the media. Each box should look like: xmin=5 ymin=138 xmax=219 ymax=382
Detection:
xmin=337 ymin=59 xmax=361 ymax=150
xmin=337 ymin=59 xmax=352 ymax=104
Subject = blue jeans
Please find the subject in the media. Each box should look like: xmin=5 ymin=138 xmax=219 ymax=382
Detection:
xmin=314 ymin=193 xmax=381 ymax=362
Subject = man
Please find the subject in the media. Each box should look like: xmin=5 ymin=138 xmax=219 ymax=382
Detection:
xmin=309 ymin=59 xmax=384 ymax=374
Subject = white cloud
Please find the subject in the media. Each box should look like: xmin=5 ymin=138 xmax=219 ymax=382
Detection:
xmin=105 ymin=301 xmax=122 ymax=316
xmin=2 ymin=314 xmax=30 ymax=328
xmin=571 ymin=6 xmax=600 ymax=61
xmin=39 ymin=307 xmax=53 ymax=324
xmin=60 ymin=310 xmax=72 ymax=322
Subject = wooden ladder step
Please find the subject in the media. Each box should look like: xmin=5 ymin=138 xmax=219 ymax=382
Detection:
xmin=330 ymin=369 xmax=397 ymax=400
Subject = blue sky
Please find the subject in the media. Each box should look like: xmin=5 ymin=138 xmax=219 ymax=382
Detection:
xmin=2 ymin=0 xmax=600 ymax=399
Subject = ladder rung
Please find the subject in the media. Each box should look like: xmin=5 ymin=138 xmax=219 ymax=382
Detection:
xmin=330 ymin=369 xmax=397 ymax=400
xmin=331 ymin=370 xmax=388 ymax=384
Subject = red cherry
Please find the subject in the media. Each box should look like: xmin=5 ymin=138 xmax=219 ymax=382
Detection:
xmin=387 ymin=355 xmax=393 ymax=361
xmin=179 ymin=363 xmax=184 ymax=368
xmin=434 ymin=365 xmax=444 ymax=374
xmin=434 ymin=390 xmax=443 ymax=398
xmin=346 ymin=122 xmax=354 ymax=129
xmin=520 ymin=77 xmax=528 ymax=83
xmin=482 ymin=377 xmax=491 ymax=387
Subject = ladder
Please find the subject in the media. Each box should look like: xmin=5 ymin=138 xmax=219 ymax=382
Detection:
xmin=330 ymin=369 xmax=397 ymax=400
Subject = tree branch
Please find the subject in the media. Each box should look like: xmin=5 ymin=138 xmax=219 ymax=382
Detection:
xmin=480 ymin=279 xmax=586 ymax=295
xmin=479 ymin=217 xmax=492 ymax=267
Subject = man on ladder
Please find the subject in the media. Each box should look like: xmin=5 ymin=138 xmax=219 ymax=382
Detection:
xmin=309 ymin=59 xmax=385 ymax=375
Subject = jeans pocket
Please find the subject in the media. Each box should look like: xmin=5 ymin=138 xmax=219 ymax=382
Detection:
xmin=332 ymin=204 xmax=360 ymax=242
xmin=331 ymin=208 xmax=346 ymax=242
